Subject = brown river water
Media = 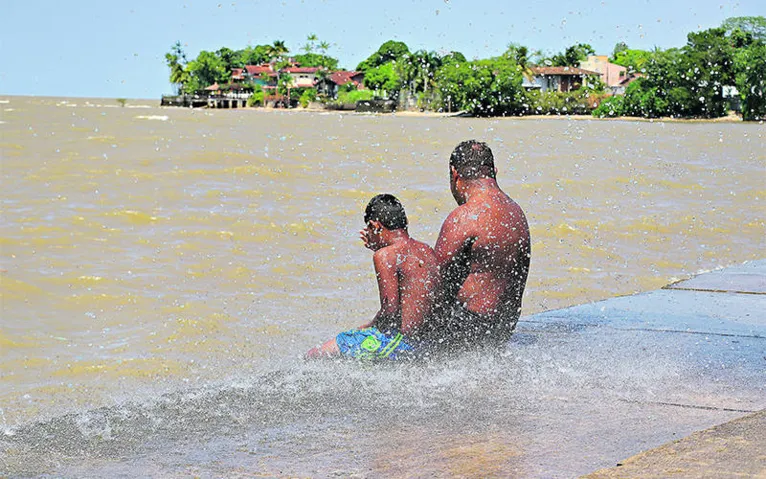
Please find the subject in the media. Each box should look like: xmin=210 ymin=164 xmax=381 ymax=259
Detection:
xmin=0 ymin=96 xmax=764 ymax=476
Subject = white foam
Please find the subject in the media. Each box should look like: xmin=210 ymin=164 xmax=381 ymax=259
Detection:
xmin=135 ymin=115 xmax=168 ymax=121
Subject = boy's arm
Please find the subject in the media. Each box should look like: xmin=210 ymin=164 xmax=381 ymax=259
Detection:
xmin=362 ymin=247 xmax=400 ymax=329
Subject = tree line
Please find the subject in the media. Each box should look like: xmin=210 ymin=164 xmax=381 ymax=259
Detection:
xmin=166 ymin=16 xmax=766 ymax=120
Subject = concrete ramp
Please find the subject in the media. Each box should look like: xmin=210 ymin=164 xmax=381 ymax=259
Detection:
xmin=514 ymin=259 xmax=765 ymax=477
xmin=665 ymin=259 xmax=766 ymax=294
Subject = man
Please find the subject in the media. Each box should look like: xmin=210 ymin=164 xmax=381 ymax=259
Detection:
xmin=305 ymin=194 xmax=440 ymax=360
xmin=432 ymin=140 xmax=531 ymax=346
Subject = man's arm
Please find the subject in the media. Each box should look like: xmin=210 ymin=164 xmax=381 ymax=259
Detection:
xmin=434 ymin=208 xmax=472 ymax=304
xmin=361 ymin=247 xmax=400 ymax=329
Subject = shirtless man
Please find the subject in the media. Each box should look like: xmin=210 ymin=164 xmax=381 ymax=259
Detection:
xmin=432 ymin=140 xmax=531 ymax=346
xmin=305 ymin=194 xmax=439 ymax=360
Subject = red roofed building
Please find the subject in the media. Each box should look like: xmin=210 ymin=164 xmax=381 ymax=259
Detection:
xmin=283 ymin=66 xmax=323 ymax=88
xmin=230 ymin=63 xmax=328 ymax=89
xmin=245 ymin=64 xmax=274 ymax=76
xmin=528 ymin=66 xmax=600 ymax=93
xmin=316 ymin=70 xmax=365 ymax=98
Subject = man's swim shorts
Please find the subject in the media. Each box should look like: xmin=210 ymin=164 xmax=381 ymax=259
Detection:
xmin=336 ymin=327 xmax=416 ymax=360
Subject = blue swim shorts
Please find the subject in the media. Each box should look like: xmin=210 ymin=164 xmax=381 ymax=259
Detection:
xmin=336 ymin=327 xmax=416 ymax=360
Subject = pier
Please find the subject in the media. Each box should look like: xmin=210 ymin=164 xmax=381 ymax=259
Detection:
xmin=160 ymin=93 xmax=248 ymax=109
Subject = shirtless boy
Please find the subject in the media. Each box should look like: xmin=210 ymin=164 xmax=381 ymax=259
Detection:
xmin=305 ymin=194 xmax=440 ymax=360
xmin=433 ymin=140 xmax=531 ymax=346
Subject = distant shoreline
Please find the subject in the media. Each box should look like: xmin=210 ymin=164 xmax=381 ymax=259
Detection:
xmin=0 ymin=95 xmax=753 ymax=123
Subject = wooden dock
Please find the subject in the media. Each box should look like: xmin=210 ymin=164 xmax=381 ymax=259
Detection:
xmin=161 ymin=94 xmax=248 ymax=109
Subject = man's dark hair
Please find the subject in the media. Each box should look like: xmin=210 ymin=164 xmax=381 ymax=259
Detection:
xmin=449 ymin=140 xmax=496 ymax=179
xmin=364 ymin=194 xmax=408 ymax=230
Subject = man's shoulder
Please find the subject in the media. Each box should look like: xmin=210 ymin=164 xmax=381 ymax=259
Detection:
xmin=444 ymin=202 xmax=473 ymax=223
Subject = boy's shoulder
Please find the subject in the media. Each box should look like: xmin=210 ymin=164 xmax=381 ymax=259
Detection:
xmin=372 ymin=243 xmax=400 ymax=263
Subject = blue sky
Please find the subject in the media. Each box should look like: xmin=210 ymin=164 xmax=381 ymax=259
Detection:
xmin=2 ymin=0 xmax=763 ymax=99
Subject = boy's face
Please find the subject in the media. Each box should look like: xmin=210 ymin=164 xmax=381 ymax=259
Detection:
xmin=362 ymin=220 xmax=385 ymax=251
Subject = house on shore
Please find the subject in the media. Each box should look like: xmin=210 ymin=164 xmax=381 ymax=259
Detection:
xmin=231 ymin=62 xmax=326 ymax=91
xmin=579 ymin=55 xmax=627 ymax=91
xmin=526 ymin=66 xmax=600 ymax=92
xmin=315 ymin=70 xmax=365 ymax=98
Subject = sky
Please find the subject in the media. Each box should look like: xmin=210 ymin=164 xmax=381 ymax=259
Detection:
xmin=1 ymin=0 xmax=763 ymax=99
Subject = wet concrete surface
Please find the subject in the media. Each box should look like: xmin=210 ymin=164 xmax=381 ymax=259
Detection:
xmin=582 ymin=409 xmax=766 ymax=479
xmin=539 ymin=259 xmax=765 ymax=478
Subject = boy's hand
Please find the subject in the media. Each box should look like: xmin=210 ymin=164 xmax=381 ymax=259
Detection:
xmin=359 ymin=228 xmax=374 ymax=250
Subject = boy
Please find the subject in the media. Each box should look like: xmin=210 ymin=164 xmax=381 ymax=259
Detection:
xmin=305 ymin=194 xmax=439 ymax=360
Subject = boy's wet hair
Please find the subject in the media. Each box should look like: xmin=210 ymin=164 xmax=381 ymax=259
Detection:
xmin=450 ymin=140 xmax=496 ymax=179
xmin=364 ymin=194 xmax=408 ymax=230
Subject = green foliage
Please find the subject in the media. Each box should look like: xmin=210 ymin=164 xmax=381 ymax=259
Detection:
xmin=363 ymin=63 xmax=402 ymax=96
xmin=247 ymin=87 xmax=265 ymax=107
xmin=615 ymin=28 xmax=740 ymax=119
xmin=336 ymin=89 xmax=374 ymax=104
xmin=238 ymin=45 xmax=271 ymax=65
xmin=292 ymin=53 xmax=339 ymax=69
xmin=504 ymin=43 xmax=530 ymax=67
xmin=722 ymin=16 xmax=766 ymax=41
xmin=592 ymin=95 xmax=624 ymax=117
xmin=734 ymin=40 xmax=766 ymax=120
xmin=276 ymin=72 xmax=293 ymax=96
xmin=612 ymin=49 xmax=652 ymax=72
xmin=293 ymin=34 xmax=338 ymax=69
xmin=357 ymin=40 xmax=410 ymax=71
xmin=215 ymin=47 xmax=239 ymax=72
xmin=398 ymin=50 xmax=442 ymax=96
xmin=265 ymin=40 xmax=289 ymax=63
xmin=339 ymin=82 xmax=358 ymax=93
xmin=163 ymin=22 xmax=766 ymax=119
xmin=611 ymin=42 xmax=629 ymax=60
xmin=184 ymin=50 xmax=230 ymax=92
xmin=116 ymin=98 xmax=127 ymax=107
xmin=526 ymin=90 xmax=595 ymax=115
xmin=299 ymin=88 xmax=318 ymax=108
xmin=681 ymin=28 xmax=735 ymax=117
xmin=551 ymin=43 xmax=595 ymax=66
xmin=165 ymin=41 xmax=189 ymax=93
xmin=440 ymin=51 xmax=467 ymax=66
xmin=436 ymin=57 xmax=524 ymax=116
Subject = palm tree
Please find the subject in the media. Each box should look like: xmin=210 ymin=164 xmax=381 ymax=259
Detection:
xmin=273 ymin=40 xmax=288 ymax=58
xmin=319 ymin=41 xmax=330 ymax=56
xmin=165 ymin=41 xmax=188 ymax=94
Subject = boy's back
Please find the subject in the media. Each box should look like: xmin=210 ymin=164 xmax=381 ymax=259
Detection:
xmin=373 ymin=237 xmax=439 ymax=338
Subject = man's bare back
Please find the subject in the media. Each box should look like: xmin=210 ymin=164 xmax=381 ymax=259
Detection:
xmin=433 ymin=140 xmax=531 ymax=344
xmin=436 ymin=185 xmax=529 ymax=320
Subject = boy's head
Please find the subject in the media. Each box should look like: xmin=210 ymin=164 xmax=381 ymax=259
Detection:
xmin=364 ymin=194 xmax=408 ymax=231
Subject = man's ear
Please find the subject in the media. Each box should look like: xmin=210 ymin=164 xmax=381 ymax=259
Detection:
xmin=450 ymin=166 xmax=459 ymax=181
xmin=369 ymin=220 xmax=383 ymax=232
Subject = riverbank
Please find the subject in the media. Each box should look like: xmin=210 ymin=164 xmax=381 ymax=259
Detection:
xmin=241 ymin=103 xmax=751 ymax=123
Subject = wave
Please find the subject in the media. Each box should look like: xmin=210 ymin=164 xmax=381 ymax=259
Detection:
xmin=1 ymin=330 xmax=713 ymax=477
xmin=134 ymin=115 xmax=169 ymax=121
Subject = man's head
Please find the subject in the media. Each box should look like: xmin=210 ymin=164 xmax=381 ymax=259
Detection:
xmin=449 ymin=140 xmax=497 ymax=203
